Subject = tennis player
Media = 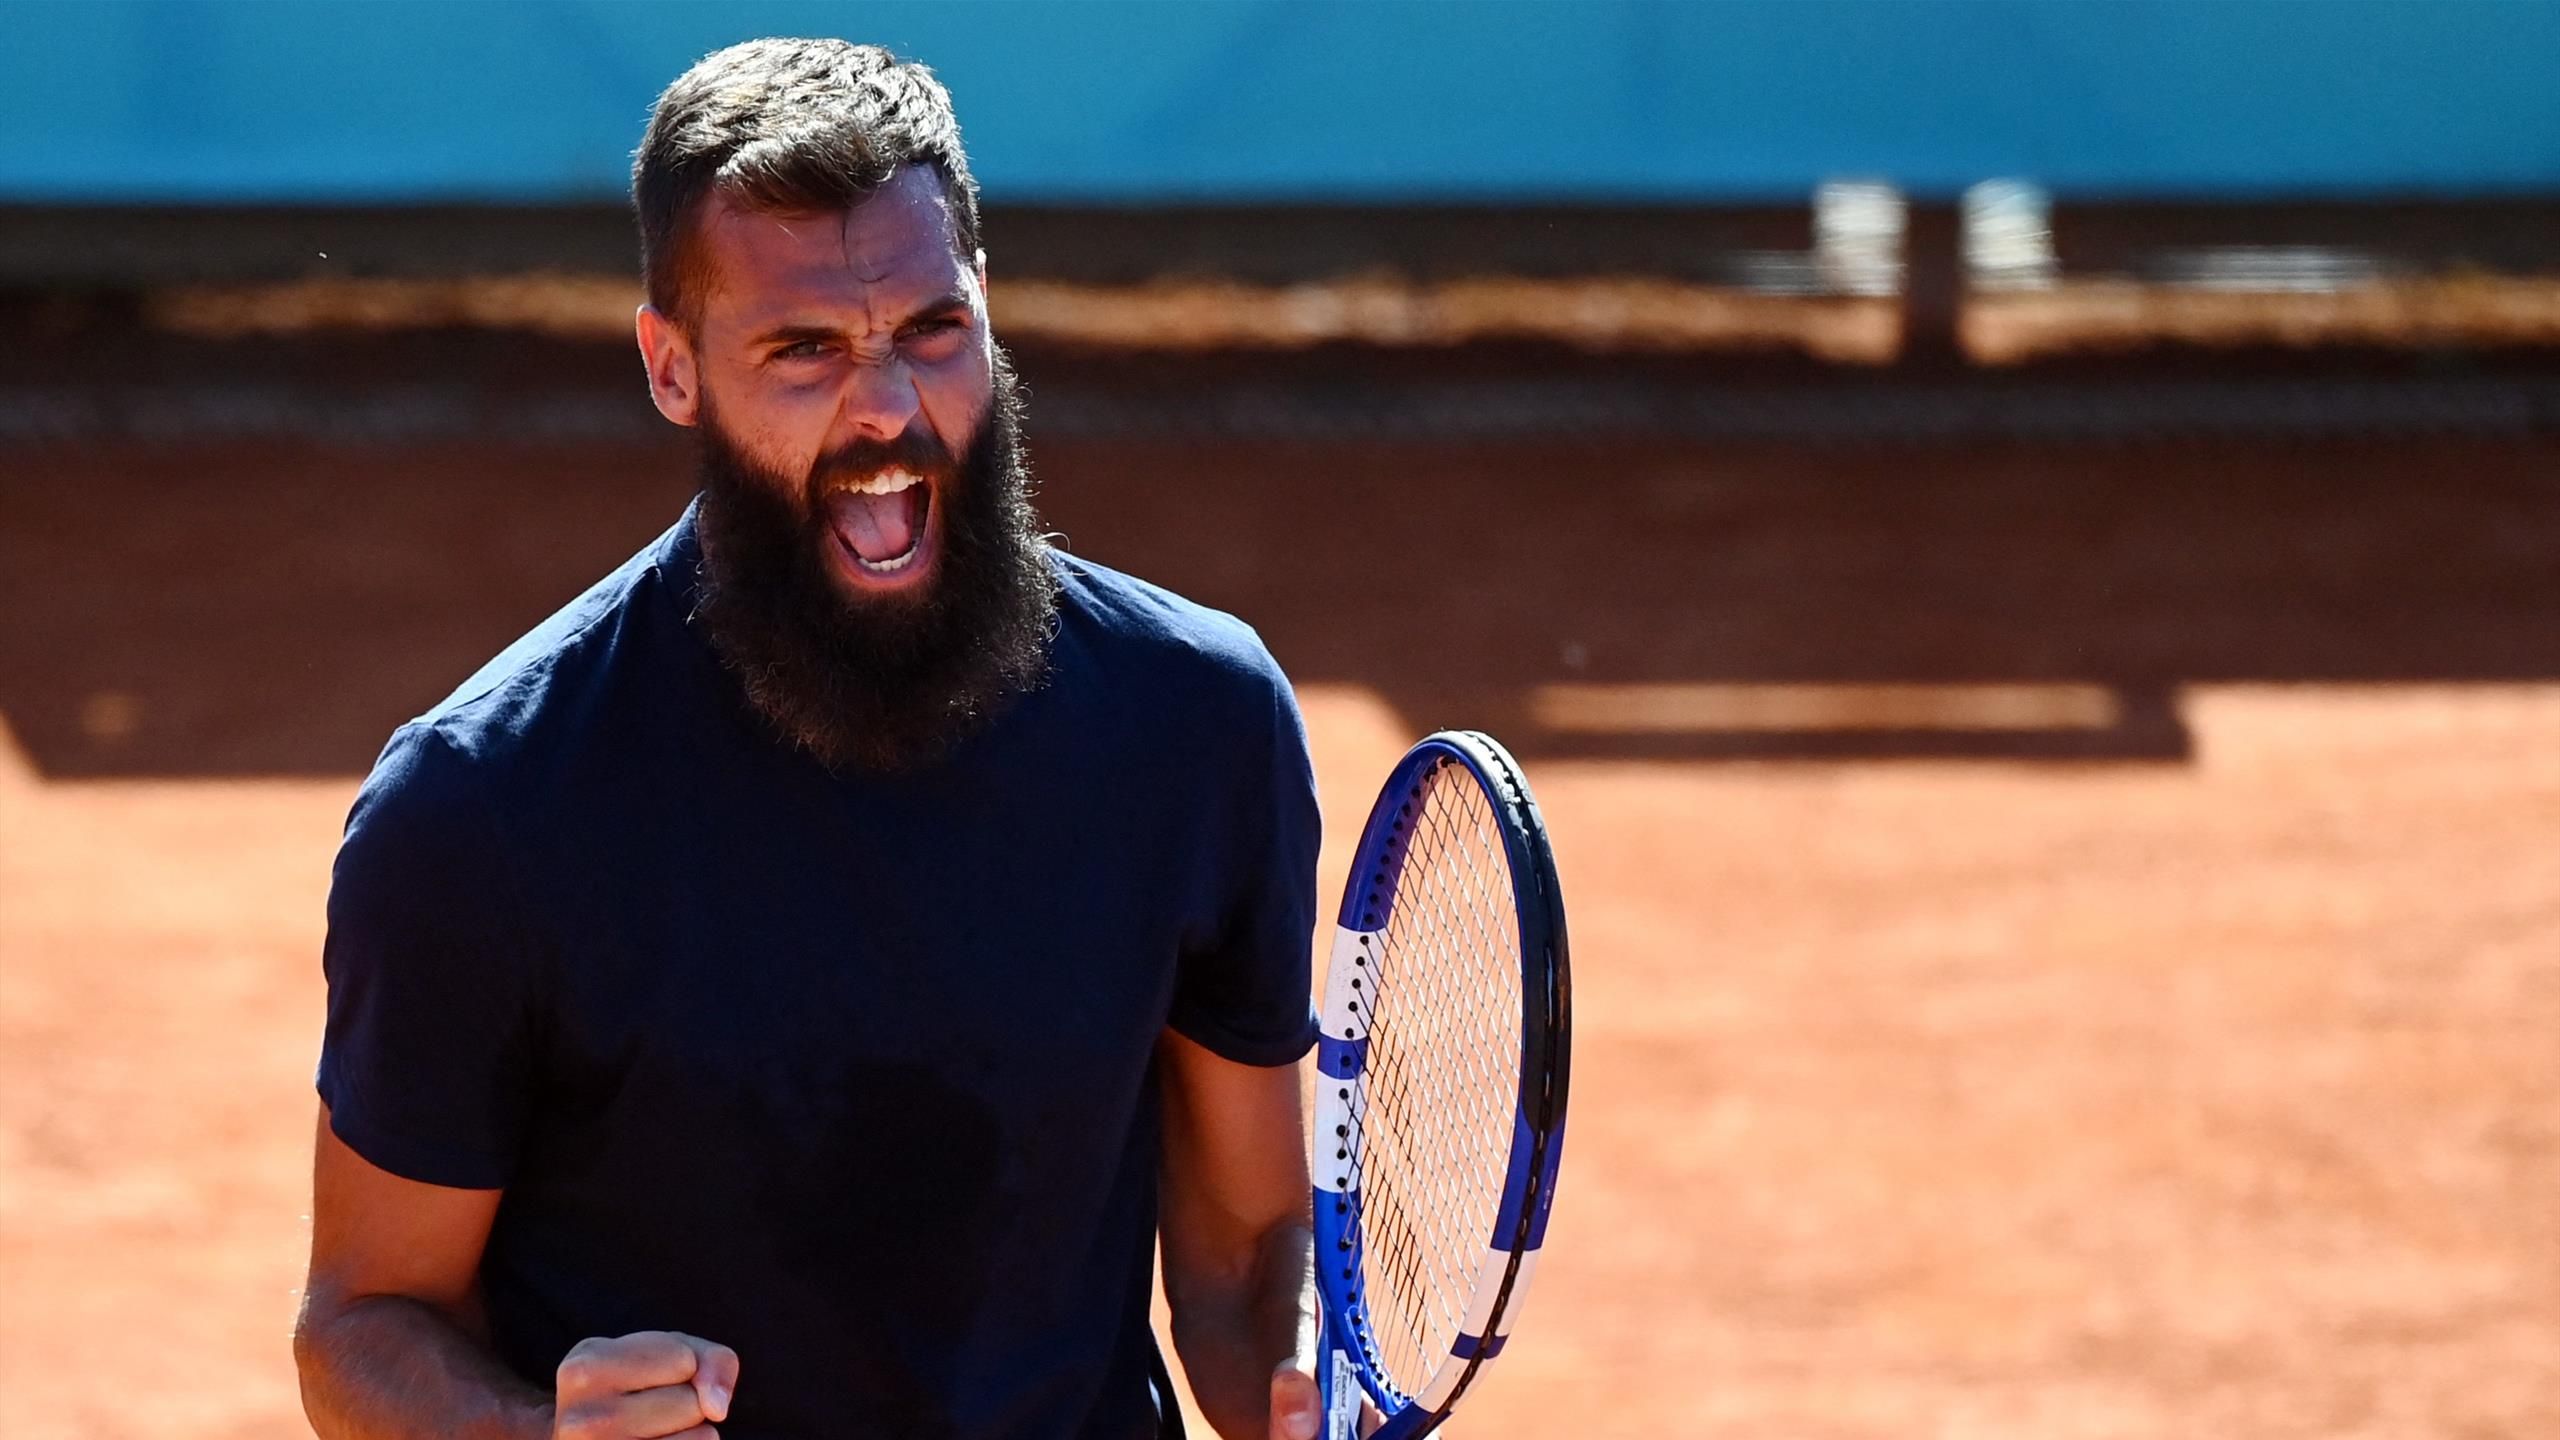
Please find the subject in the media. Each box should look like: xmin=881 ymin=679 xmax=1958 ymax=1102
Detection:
xmin=294 ymin=39 xmax=1326 ymax=1440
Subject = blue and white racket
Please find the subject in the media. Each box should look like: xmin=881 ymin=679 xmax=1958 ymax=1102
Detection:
xmin=1313 ymin=730 xmax=1571 ymax=1440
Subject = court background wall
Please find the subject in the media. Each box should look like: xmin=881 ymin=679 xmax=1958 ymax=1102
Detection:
xmin=5 ymin=0 xmax=2557 ymax=205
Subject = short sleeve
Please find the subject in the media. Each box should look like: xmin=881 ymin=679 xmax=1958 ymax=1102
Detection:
xmin=1167 ymin=662 xmax=1323 ymax=1066
xmin=316 ymin=724 xmax=543 ymax=1189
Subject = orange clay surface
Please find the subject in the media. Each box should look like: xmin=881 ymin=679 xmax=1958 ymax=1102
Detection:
xmin=3 ymin=429 xmax=2556 ymax=1439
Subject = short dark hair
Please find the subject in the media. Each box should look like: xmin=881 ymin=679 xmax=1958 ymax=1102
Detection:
xmin=632 ymin=38 xmax=983 ymax=330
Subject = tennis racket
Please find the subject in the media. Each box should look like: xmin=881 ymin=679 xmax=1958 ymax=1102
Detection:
xmin=1312 ymin=730 xmax=1571 ymax=1440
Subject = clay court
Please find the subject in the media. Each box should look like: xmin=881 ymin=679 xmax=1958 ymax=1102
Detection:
xmin=5 ymin=363 xmax=2554 ymax=1437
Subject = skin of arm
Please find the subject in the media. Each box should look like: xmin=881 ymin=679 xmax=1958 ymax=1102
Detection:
xmin=295 ymin=1108 xmax=738 ymax=1440
xmin=1156 ymin=1029 xmax=1322 ymax=1440
xmin=294 ymin=1108 xmax=556 ymax=1440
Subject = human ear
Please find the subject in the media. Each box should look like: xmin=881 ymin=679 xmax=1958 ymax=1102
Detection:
xmin=634 ymin=304 xmax=702 ymax=427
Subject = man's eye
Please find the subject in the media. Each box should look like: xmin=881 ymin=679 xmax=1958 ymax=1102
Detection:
xmin=902 ymin=318 xmax=963 ymax=341
xmin=774 ymin=341 xmax=828 ymax=360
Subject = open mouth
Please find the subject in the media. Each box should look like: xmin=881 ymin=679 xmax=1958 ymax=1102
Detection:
xmin=822 ymin=467 xmax=935 ymax=581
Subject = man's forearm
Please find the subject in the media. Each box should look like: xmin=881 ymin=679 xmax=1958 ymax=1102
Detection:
xmin=296 ymin=1292 xmax=553 ymax=1440
xmin=1171 ymin=1221 xmax=1314 ymax=1440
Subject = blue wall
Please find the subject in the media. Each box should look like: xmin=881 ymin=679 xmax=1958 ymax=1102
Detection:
xmin=4 ymin=0 xmax=2555 ymax=203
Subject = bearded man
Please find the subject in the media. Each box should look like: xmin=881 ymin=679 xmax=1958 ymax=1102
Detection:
xmin=294 ymin=39 xmax=1325 ymax=1440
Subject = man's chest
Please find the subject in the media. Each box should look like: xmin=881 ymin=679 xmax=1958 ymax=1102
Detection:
xmin=519 ymin=768 xmax=1197 ymax=1180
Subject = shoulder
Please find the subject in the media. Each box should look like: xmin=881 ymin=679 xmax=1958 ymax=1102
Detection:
xmin=1050 ymin=551 xmax=1290 ymax=707
xmin=328 ymin=717 xmax=523 ymax=935
xmin=348 ymin=514 xmax=695 ymax=838
xmin=405 ymin=518 xmax=690 ymax=777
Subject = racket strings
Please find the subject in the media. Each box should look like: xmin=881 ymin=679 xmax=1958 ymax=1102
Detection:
xmin=1349 ymin=761 xmax=1524 ymax=1395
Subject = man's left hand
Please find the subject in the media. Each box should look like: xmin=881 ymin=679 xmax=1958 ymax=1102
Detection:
xmin=1269 ymin=1360 xmax=1322 ymax=1440
xmin=1272 ymin=1359 xmax=1385 ymax=1440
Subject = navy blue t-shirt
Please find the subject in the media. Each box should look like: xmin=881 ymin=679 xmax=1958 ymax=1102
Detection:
xmin=317 ymin=502 xmax=1320 ymax=1440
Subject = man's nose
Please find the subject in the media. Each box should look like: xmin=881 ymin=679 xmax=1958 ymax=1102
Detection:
xmin=839 ymin=356 xmax=922 ymax=442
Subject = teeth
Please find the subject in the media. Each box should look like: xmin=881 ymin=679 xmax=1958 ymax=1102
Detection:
xmin=833 ymin=467 xmax=926 ymax=574
xmin=842 ymin=469 xmax=922 ymax=496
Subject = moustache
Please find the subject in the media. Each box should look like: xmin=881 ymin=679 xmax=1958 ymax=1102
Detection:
xmin=805 ymin=427 xmax=961 ymax=498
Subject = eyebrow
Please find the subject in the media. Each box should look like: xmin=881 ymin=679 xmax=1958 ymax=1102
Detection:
xmin=748 ymin=291 xmax=973 ymax=348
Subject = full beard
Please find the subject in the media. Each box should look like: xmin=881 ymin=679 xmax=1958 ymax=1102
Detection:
xmin=689 ymin=354 xmax=1059 ymax=774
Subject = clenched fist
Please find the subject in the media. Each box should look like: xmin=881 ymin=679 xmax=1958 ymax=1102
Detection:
xmin=552 ymin=1331 xmax=740 ymax=1439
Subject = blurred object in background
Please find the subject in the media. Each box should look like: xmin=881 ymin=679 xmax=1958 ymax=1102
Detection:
xmin=1963 ymin=189 xmax=2560 ymax=364
xmin=1963 ymin=181 xmax=2061 ymax=293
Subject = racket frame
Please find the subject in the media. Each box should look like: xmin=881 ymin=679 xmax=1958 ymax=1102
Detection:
xmin=1311 ymin=730 xmax=1571 ymax=1440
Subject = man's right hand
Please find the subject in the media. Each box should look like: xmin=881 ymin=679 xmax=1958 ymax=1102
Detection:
xmin=552 ymin=1331 xmax=740 ymax=1440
